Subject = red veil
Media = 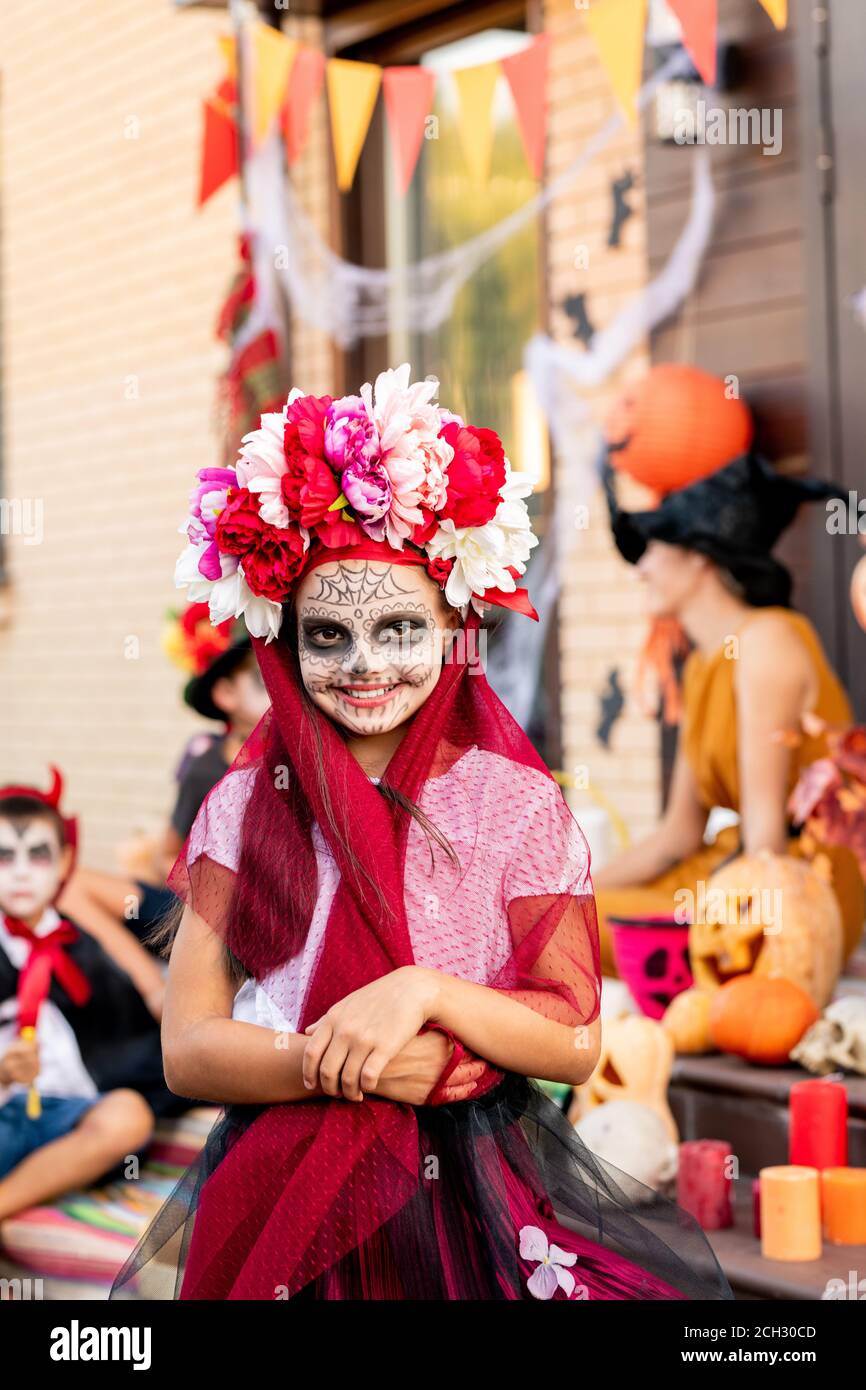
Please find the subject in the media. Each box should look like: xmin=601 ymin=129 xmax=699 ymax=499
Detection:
xmin=111 ymin=602 xmax=732 ymax=1302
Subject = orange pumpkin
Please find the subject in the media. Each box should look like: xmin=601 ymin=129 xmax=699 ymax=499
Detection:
xmin=709 ymin=976 xmax=819 ymax=1066
xmin=662 ymin=987 xmax=715 ymax=1055
xmin=605 ymin=364 xmax=754 ymax=495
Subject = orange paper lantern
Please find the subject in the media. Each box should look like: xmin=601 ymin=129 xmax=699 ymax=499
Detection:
xmin=605 ymin=365 xmax=754 ymax=496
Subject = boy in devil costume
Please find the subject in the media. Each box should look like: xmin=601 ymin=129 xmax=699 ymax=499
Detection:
xmin=0 ymin=770 xmax=187 ymax=1222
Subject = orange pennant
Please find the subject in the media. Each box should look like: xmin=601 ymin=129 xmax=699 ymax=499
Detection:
xmin=252 ymin=23 xmax=297 ymax=146
xmin=584 ymin=0 xmax=648 ymax=123
xmin=501 ymin=34 xmax=551 ymax=179
xmin=327 ymin=58 xmax=383 ymax=192
xmin=454 ymin=61 xmax=500 ymax=183
xmin=198 ymin=98 xmax=238 ymax=208
xmin=668 ymin=0 xmax=717 ymax=86
xmin=757 ymin=0 xmax=788 ymax=27
xmin=383 ymin=67 xmax=436 ymax=196
xmin=281 ymin=46 xmax=326 ymax=166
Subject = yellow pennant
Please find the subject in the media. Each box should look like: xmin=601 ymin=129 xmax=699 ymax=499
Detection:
xmin=454 ymin=61 xmax=500 ymax=184
xmin=252 ymin=24 xmax=298 ymax=146
xmin=584 ymin=0 xmax=648 ymax=124
xmin=327 ymin=58 xmax=383 ymax=191
xmin=757 ymin=0 xmax=788 ymax=28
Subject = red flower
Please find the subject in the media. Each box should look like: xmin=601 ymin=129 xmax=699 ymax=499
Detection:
xmin=298 ymin=456 xmax=343 ymax=529
xmin=242 ymin=524 xmax=308 ymax=602
xmin=215 ymin=487 xmax=265 ymax=556
xmin=439 ymin=424 xmax=506 ymax=529
xmin=284 ymin=394 xmax=332 ymax=467
xmin=426 ymin=557 xmax=454 ymax=587
xmin=412 ymin=507 xmax=440 ymax=546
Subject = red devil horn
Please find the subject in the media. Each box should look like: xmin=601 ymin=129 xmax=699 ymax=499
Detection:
xmin=46 ymin=765 xmax=64 ymax=809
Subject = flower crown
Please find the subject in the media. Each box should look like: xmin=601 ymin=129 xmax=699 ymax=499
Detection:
xmin=175 ymin=364 xmax=539 ymax=642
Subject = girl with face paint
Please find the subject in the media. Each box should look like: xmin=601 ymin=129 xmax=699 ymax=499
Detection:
xmin=111 ymin=371 xmax=732 ymax=1302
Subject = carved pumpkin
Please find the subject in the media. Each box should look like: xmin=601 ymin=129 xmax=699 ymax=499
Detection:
xmin=605 ymin=364 xmax=754 ymax=495
xmin=689 ymin=851 xmax=843 ymax=1010
xmin=576 ymin=1015 xmax=678 ymax=1141
xmin=662 ymin=987 xmax=715 ymax=1055
xmin=709 ymin=976 xmax=819 ymax=1065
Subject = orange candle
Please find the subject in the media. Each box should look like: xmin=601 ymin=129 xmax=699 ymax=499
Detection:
xmin=760 ymin=1165 xmax=822 ymax=1261
xmin=821 ymin=1168 xmax=866 ymax=1245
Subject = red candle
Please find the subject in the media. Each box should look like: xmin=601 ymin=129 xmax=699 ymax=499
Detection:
xmin=677 ymin=1139 xmax=734 ymax=1230
xmin=752 ymin=1176 xmax=761 ymax=1238
xmin=789 ymin=1079 xmax=848 ymax=1169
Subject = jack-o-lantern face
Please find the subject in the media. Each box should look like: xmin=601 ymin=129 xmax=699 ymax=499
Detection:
xmin=688 ymin=852 xmax=843 ymax=1010
xmin=605 ymin=364 xmax=754 ymax=496
xmin=581 ymin=1016 xmax=678 ymax=1142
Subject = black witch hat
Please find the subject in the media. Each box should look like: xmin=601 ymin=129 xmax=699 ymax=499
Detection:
xmin=603 ymin=450 xmax=842 ymax=608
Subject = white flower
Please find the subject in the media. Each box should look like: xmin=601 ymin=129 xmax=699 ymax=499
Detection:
xmin=173 ymin=543 xmax=283 ymax=643
xmin=426 ymin=467 xmax=538 ymax=608
xmin=174 ymin=541 xmax=238 ymax=597
xmin=519 ymin=1226 xmax=578 ymax=1300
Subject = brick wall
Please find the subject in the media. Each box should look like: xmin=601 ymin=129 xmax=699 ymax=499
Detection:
xmin=0 ymin=0 xmax=249 ymax=864
xmin=543 ymin=0 xmax=661 ymax=851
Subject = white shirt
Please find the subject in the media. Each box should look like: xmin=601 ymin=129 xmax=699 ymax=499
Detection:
xmin=0 ymin=907 xmax=99 ymax=1108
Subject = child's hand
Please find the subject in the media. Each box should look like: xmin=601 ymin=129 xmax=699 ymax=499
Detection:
xmin=373 ymin=1031 xmax=487 ymax=1106
xmin=0 ymin=1036 xmax=40 ymax=1087
xmin=302 ymin=966 xmax=441 ymax=1102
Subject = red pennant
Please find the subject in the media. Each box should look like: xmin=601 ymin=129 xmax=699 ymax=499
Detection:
xmin=198 ymin=97 xmax=238 ymax=207
xmin=281 ymin=45 xmax=326 ymax=166
xmin=383 ymin=67 xmax=436 ymax=196
xmin=501 ymin=34 xmax=552 ymax=179
xmin=668 ymin=0 xmax=717 ymax=86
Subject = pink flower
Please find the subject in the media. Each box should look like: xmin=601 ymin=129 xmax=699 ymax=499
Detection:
xmin=519 ymin=1226 xmax=578 ymax=1300
xmin=325 ymin=395 xmax=380 ymax=472
xmin=342 ymin=455 xmax=392 ymax=523
xmin=416 ymin=434 xmax=452 ymax=513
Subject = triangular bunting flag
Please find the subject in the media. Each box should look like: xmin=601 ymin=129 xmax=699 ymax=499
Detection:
xmin=454 ymin=61 xmax=500 ymax=183
xmin=501 ymin=34 xmax=552 ymax=179
xmin=198 ymin=97 xmax=238 ymax=207
xmin=383 ymin=67 xmax=436 ymax=196
xmin=668 ymin=0 xmax=717 ymax=86
xmin=281 ymin=45 xmax=326 ymax=166
xmin=327 ymin=58 xmax=383 ymax=192
xmin=252 ymin=23 xmax=298 ymax=147
xmin=757 ymin=0 xmax=788 ymax=28
xmin=585 ymin=0 xmax=648 ymax=123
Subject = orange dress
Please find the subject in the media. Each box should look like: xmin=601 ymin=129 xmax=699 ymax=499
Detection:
xmin=594 ymin=608 xmax=865 ymax=977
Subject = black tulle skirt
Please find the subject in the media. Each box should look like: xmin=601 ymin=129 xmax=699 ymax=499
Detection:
xmin=109 ymin=1074 xmax=734 ymax=1302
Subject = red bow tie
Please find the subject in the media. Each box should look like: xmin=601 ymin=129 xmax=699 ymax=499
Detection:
xmin=3 ymin=915 xmax=92 ymax=1029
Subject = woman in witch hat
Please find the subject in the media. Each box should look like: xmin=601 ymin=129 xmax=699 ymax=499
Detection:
xmin=595 ymin=384 xmax=864 ymax=977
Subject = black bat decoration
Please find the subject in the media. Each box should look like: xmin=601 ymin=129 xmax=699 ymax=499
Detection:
xmin=562 ymin=292 xmax=596 ymax=346
xmin=596 ymin=668 xmax=624 ymax=748
xmin=608 ymin=169 xmax=636 ymax=249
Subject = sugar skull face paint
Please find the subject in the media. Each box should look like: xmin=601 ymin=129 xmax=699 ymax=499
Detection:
xmin=294 ymin=561 xmax=458 ymax=738
xmin=0 ymin=816 xmax=70 ymax=921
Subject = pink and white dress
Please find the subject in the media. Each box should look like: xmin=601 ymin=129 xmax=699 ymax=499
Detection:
xmin=185 ymin=744 xmax=594 ymax=1034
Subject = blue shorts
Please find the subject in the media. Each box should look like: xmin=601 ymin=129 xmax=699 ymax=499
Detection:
xmin=0 ymin=1093 xmax=103 ymax=1179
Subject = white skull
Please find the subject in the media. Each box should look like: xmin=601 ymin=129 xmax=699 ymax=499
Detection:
xmin=574 ymin=1099 xmax=679 ymax=1195
xmin=790 ymin=995 xmax=866 ymax=1076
